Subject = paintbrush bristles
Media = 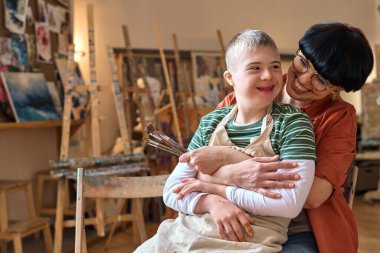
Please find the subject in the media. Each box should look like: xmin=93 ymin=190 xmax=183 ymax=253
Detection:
xmin=145 ymin=122 xmax=155 ymax=134
xmin=143 ymin=123 xmax=187 ymax=157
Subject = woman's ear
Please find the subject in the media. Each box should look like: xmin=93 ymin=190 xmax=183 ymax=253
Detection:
xmin=223 ymin=70 xmax=234 ymax=87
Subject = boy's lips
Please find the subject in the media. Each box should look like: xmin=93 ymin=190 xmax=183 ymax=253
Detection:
xmin=257 ymin=86 xmax=274 ymax=92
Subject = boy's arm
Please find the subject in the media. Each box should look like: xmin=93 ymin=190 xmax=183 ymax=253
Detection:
xmin=163 ymin=162 xmax=208 ymax=215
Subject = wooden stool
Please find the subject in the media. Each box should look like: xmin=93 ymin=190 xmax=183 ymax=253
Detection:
xmin=36 ymin=170 xmax=76 ymax=217
xmin=0 ymin=180 xmax=53 ymax=253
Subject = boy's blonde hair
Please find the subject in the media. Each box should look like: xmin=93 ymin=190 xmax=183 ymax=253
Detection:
xmin=225 ymin=29 xmax=279 ymax=70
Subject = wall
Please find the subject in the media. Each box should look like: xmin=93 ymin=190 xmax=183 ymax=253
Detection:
xmin=73 ymin=0 xmax=379 ymax=151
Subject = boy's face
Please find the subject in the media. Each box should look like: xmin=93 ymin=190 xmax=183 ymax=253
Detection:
xmin=225 ymin=46 xmax=283 ymax=109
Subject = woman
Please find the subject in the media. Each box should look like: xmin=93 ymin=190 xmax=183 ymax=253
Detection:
xmin=179 ymin=22 xmax=374 ymax=253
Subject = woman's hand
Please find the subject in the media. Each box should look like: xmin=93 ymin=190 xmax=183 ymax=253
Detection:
xmin=208 ymin=196 xmax=254 ymax=242
xmin=179 ymin=146 xmax=249 ymax=174
xmin=210 ymin=156 xmax=301 ymax=199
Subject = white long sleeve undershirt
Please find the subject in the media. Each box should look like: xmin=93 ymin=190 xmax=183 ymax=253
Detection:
xmin=163 ymin=160 xmax=315 ymax=218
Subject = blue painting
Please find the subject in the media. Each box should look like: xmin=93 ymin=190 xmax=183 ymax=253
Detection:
xmin=1 ymin=72 xmax=60 ymax=122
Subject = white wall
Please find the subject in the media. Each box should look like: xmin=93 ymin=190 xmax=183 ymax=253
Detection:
xmin=73 ymin=0 xmax=379 ymax=151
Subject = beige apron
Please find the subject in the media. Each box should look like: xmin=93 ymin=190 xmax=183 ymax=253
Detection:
xmin=135 ymin=104 xmax=289 ymax=253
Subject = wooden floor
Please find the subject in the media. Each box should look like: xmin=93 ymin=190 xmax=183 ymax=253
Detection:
xmin=11 ymin=195 xmax=380 ymax=253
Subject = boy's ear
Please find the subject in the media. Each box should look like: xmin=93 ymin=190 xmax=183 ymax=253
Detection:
xmin=223 ymin=70 xmax=234 ymax=87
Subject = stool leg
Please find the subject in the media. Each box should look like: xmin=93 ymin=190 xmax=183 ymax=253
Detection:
xmin=13 ymin=234 xmax=23 ymax=253
xmin=0 ymin=191 xmax=8 ymax=253
xmin=43 ymin=222 xmax=53 ymax=253
xmin=36 ymin=174 xmax=45 ymax=217
xmin=0 ymin=240 xmax=7 ymax=253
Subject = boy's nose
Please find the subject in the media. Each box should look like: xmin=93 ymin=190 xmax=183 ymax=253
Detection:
xmin=260 ymin=69 xmax=273 ymax=80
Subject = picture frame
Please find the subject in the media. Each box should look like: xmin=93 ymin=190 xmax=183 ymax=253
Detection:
xmin=191 ymin=51 xmax=224 ymax=108
xmin=1 ymin=72 xmax=61 ymax=122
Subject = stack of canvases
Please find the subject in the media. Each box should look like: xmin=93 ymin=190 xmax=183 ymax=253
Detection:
xmin=0 ymin=0 xmax=88 ymax=123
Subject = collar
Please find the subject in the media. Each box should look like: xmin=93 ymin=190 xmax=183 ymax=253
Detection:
xmin=300 ymin=95 xmax=333 ymax=118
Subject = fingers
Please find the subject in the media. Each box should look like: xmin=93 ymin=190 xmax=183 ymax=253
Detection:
xmin=238 ymin=214 xmax=254 ymax=237
xmin=223 ymin=224 xmax=239 ymax=242
xmin=256 ymin=188 xmax=282 ymax=199
xmin=179 ymin=151 xmax=192 ymax=163
xmin=251 ymin=155 xmax=280 ymax=163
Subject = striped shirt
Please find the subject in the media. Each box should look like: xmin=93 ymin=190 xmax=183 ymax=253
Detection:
xmin=188 ymin=102 xmax=316 ymax=161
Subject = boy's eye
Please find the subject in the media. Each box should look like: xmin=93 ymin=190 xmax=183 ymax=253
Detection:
xmin=248 ymin=66 xmax=261 ymax=71
xmin=272 ymin=65 xmax=282 ymax=71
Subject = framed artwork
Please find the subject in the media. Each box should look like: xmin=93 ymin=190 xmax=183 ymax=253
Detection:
xmin=0 ymin=72 xmax=61 ymax=122
xmin=55 ymin=58 xmax=88 ymax=119
xmin=3 ymin=0 xmax=29 ymax=34
xmin=191 ymin=51 xmax=224 ymax=108
xmin=11 ymin=33 xmax=28 ymax=71
xmin=361 ymin=82 xmax=380 ymax=140
xmin=0 ymin=37 xmax=13 ymax=66
xmin=35 ymin=22 xmax=52 ymax=63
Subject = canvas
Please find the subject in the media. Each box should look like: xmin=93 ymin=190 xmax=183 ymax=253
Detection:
xmin=0 ymin=72 xmax=60 ymax=122
xmin=0 ymin=37 xmax=14 ymax=66
xmin=4 ymin=0 xmax=29 ymax=34
xmin=191 ymin=51 xmax=224 ymax=108
xmin=35 ymin=22 xmax=52 ymax=63
xmin=11 ymin=33 xmax=28 ymax=71
xmin=55 ymin=58 xmax=88 ymax=119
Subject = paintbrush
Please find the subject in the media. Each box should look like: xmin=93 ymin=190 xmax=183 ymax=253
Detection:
xmin=144 ymin=123 xmax=187 ymax=156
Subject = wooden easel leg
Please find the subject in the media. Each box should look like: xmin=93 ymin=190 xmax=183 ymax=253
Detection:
xmin=133 ymin=198 xmax=147 ymax=243
xmin=105 ymin=199 xmax=126 ymax=248
xmin=95 ymin=199 xmax=105 ymax=237
xmin=53 ymin=177 xmax=65 ymax=253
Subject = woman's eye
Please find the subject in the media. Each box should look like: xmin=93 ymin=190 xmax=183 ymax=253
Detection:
xmin=300 ymin=58 xmax=308 ymax=67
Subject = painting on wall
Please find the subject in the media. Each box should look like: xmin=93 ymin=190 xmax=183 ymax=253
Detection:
xmin=191 ymin=51 xmax=225 ymax=108
xmin=55 ymin=58 xmax=88 ymax=119
xmin=0 ymin=72 xmax=61 ymax=122
xmin=3 ymin=0 xmax=29 ymax=34
xmin=35 ymin=22 xmax=52 ymax=63
xmin=361 ymin=82 xmax=380 ymax=140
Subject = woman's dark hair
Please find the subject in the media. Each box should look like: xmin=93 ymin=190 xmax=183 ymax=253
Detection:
xmin=299 ymin=22 xmax=373 ymax=92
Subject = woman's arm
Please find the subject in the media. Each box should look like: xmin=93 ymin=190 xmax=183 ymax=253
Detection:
xmin=225 ymin=160 xmax=315 ymax=218
xmin=304 ymin=105 xmax=357 ymax=208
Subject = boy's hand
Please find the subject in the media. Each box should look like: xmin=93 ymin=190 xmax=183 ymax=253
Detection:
xmin=173 ymin=178 xmax=226 ymax=199
xmin=208 ymin=197 xmax=254 ymax=242
xmin=179 ymin=146 xmax=229 ymax=174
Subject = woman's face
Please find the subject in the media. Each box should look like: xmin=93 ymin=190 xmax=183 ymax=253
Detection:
xmin=286 ymin=50 xmax=335 ymax=104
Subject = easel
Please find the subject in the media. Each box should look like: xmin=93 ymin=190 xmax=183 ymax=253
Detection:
xmin=154 ymin=25 xmax=183 ymax=147
xmin=122 ymin=25 xmax=149 ymax=136
xmin=106 ymin=45 xmax=132 ymax=155
xmin=53 ymin=5 xmax=104 ymax=253
xmin=172 ymin=33 xmax=200 ymax=134
xmin=216 ymin=29 xmax=232 ymax=98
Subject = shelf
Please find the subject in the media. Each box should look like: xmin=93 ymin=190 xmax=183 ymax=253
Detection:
xmin=0 ymin=120 xmax=84 ymax=130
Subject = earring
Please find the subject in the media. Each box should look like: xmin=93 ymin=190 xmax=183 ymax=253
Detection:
xmin=332 ymin=90 xmax=340 ymax=101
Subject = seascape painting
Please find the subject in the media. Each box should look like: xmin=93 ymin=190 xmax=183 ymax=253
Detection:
xmin=0 ymin=72 xmax=60 ymax=122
